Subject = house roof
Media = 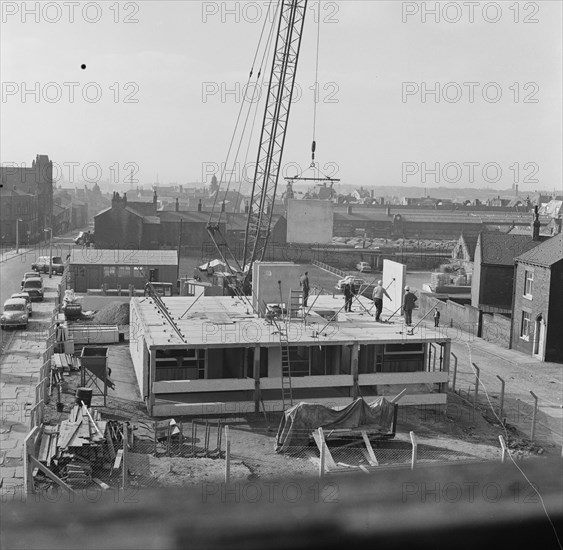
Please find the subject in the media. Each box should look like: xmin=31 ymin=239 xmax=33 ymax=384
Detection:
xmin=459 ymin=234 xmax=479 ymax=258
xmin=69 ymin=249 xmax=178 ymax=266
xmin=478 ymin=233 xmax=541 ymax=265
xmin=515 ymin=233 xmax=563 ymax=267
xmin=158 ymin=211 xmax=214 ymax=223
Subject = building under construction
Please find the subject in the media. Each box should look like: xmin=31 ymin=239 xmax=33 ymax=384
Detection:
xmin=129 ymin=262 xmax=451 ymax=417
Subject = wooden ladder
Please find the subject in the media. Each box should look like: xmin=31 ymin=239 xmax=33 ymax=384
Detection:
xmin=288 ymin=289 xmax=304 ymax=319
xmin=280 ymin=335 xmax=293 ymax=409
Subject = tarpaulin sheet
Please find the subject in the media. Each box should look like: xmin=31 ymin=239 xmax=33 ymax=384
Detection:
xmin=275 ymin=397 xmax=396 ymax=453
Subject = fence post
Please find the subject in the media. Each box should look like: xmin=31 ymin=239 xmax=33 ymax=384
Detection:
xmin=530 ymin=391 xmax=538 ymax=442
xmin=496 ymin=375 xmax=505 ymax=420
xmin=319 ymin=427 xmax=325 ymax=478
xmin=499 ymin=435 xmax=508 ymax=463
xmin=224 ymin=425 xmax=230 ymax=484
xmin=451 ymin=353 xmax=457 ymax=393
xmin=410 ymin=431 xmax=417 ymax=470
xmin=472 ymin=363 xmax=480 ymax=409
xmin=122 ymin=422 xmax=128 ymax=489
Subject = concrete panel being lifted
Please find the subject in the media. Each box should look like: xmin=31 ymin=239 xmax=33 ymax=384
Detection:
xmin=286 ymin=199 xmax=333 ymax=244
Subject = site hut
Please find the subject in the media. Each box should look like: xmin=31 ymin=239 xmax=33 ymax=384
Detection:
xmin=67 ymin=249 xmax=178 ymax=294
xmin=129 ymin=262 xmax=451 ymax=417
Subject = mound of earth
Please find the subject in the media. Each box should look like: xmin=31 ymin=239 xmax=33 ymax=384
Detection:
xmin=93 ymin=302 xmax=130 ymax=325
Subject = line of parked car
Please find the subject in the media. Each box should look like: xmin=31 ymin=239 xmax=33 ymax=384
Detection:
xmin=1 ymin=255 xmax=64 ymax=330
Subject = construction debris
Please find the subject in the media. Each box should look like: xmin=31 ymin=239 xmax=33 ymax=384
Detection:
xmin=34 ymin=405 xmax=129 ymax=489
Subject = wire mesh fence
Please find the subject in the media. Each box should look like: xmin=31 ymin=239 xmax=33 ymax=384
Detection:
xmin=450 ymin=353 xmax=563 ymax=451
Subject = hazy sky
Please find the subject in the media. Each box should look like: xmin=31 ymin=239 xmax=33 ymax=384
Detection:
xmin=1 ymin=1 xmax=562 ymax=193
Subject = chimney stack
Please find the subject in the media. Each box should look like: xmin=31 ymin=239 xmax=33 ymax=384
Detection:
xmin=175 ymin=197 xmax=179 ymax=212
xmin=386 ymin=206 xmax=391 ymax=217
xmin=197 ymin=199 xmax=202 ymax=212
xmin=532 ymin=205 xmax=541 ymax=241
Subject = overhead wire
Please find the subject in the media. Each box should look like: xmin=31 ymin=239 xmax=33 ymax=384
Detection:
xmin=209 ymin=0 xmax=281 ymax=226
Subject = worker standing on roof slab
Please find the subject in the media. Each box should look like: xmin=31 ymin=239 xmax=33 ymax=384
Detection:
xmin=402 ymin=286 xmax=417 ymax=326
xmin=372 ymin=280 xmax=391 ymax=322
xmin=300 ymin=271 xmax=310 ymax=307
xmin=343 ymin=278 xmax=353 ymax=313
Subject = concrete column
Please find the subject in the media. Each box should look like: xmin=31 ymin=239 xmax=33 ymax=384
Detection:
xmin=149 ymin=348 xmax=156 ymax=415
xmin=351 ymin=342 xmax=359 ymax=399
xmin=253 ymin=345 xmax=261 ymax=413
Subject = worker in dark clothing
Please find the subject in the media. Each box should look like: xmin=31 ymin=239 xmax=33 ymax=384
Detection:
xmin=402 ymin=286 xmax=417 ymax=326
xmin=343 ymin=279 xmax=353 ymax=312
xmin=434 ymin=307 xmax=441 ymax=328
xmin=300 ymin=271 xmax=310 ymax=307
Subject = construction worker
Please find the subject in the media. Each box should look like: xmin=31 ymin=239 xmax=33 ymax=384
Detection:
xmin=402 ymin=286 xmax=417 ymax=326
xmin=300 ymin=271 xmax=310 ymax=307
xmin=372 ymin=280 xmax=391 ymax=322
xmin=343 ymin=279 xmax=353 ymax=312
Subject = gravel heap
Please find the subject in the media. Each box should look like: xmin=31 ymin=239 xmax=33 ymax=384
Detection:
xmin=93 ymin=302 xmax=130 ymax=325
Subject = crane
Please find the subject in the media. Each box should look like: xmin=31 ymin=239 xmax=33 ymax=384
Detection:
xmin=207 ymin=0 xmax=309 ymax=294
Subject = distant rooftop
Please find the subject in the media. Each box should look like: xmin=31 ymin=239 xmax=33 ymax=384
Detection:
xmin=69 ymin=249 xmax=178 ymax=266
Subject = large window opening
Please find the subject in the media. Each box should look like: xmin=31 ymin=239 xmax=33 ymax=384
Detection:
xmin=155 ymin=348 xmax=205 ymax=381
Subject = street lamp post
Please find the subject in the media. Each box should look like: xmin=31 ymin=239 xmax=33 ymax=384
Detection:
xmin=15 ymin=219 xmax=23 ymax=253
xmin=44 ymin=228 xmax=53 ymax=278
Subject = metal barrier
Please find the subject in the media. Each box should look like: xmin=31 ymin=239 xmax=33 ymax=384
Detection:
xmin=312 ymin=260 xmax=347 ymax=278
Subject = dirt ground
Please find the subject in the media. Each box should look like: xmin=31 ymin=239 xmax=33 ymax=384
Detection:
xmin=42 ymin=360 xmax=555 ymax=490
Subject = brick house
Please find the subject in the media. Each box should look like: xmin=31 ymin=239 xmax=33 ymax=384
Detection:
xmin=0 ymin=188 xmax=39 ymax=245
xmin=510 ymin=233 xmax=563 ymax=362
xmin=471 ymin=232 xmax=544 ymax=314
xmin=94 ymin=192 xmax=160 ymax=249
xmin=0 ymin=154 xmax=53 ymax=235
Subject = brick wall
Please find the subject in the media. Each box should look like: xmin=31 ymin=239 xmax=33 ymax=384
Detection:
xmin=511 ymin=261 xmax=551 ymax=356
xmin=418 ymin=293 xmax=480 ymax=334
xmin=481 ymin=313 xmax=511 ymax=348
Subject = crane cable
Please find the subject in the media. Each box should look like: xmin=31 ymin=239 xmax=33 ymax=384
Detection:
xmin=310 ymin=0 xmax=322 ymax=178
xmin=209 ymin=0 xmax=280 ymax=226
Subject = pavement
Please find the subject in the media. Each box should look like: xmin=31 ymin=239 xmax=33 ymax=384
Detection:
xmin=412 ymin=313 xmax=563 ymax=450
xmin=0 ymin=276 xmax=59 ymax=498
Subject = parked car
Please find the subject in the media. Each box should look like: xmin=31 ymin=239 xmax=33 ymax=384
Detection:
xmin=356 ymin=261 xmax=372 ymax=273
xmin=21 ymin=271 xmax=40 ymax=289
xmin=10 ymin=292 xmax=32 ymax=317
xmin=32 ymin=256 xmax=65 ymax=275
xmin=335 ymin=276 xmax=366 ymax=291
xmin=1 ymin=298 xmax=28 ymax=329
xmin=22 ymin=277 xmax=44 ymax=301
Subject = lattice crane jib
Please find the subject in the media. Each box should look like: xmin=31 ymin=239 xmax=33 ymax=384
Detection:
xmin=243 ymin=0 xmax=308 ymax=273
